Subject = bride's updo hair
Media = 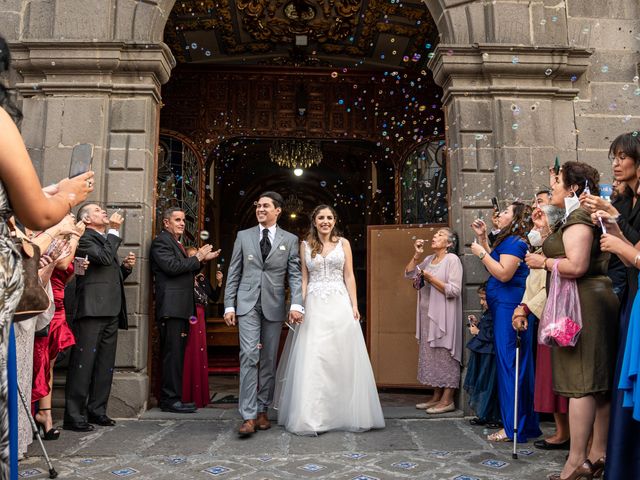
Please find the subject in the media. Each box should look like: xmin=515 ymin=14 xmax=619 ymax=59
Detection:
xmin=306 ymin=204 xmax=341 ymax=259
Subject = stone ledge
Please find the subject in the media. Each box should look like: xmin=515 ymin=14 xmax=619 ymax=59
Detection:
xmin=9 ymin=42 xmax=175 ymax=100
xmin=429 ymin=44 xmax=593 ymax=102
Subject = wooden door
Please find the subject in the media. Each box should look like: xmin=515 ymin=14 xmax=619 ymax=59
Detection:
xmin=367 ymin=224 xmax=445 ymax=388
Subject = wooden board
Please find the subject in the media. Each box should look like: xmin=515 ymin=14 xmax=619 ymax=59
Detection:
xmin=367 ymin=224 xmax=445 ymax=388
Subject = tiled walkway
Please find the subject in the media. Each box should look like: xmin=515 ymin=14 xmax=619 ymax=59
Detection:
xmin=21 ymin=412 xmax=567 ymax=479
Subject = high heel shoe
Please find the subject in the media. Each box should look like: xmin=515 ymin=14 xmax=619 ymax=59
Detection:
xmin=34 ymin=408 xmax=60 ymax=441
xmin=548 ymin=460 xmax=594 ymax=480
xmin=591 ymin=457 xmax=605 ymax=478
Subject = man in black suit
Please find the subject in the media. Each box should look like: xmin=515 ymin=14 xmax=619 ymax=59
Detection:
xmin=150 ymin=207 xmax=219 ymax=413
xmin=64 ymin=204 xmax=135 ymax=431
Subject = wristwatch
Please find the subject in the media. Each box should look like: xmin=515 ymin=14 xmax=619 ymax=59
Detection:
xmin=478 ymin=251 xmax=486 ymax=260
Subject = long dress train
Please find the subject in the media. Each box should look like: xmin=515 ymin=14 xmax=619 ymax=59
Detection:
xmin=275 ymin=239 xmax=385 ymax=435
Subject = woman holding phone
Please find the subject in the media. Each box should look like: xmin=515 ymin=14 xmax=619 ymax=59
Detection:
xmin=0 ymin=34 xmax=94 ymax=476
xmin=470 ymin=202 xmax=541 ymax=444
xmin=31 ymin=216 xmax=88 ymax=440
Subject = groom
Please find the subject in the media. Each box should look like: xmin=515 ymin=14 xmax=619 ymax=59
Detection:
xmin=224 ymin=191 xmax=303 ymax=436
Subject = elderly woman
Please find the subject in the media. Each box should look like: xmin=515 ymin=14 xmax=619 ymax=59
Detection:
xmin=526 ymin=161 xmax=619 ymax=480
xmin=470 ymin=202 xmax=541 ymax=443
xmin=519 ymin=205 xmax=570 ymax=451
xmin=404 ymin=227 xmax=462 ymax=414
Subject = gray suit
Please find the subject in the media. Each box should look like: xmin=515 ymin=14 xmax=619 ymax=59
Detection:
xmin=224 ymin=225 xmax=303 ymax=419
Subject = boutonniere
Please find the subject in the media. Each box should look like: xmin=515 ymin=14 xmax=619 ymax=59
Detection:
xmin=248 ymin=254 xmax=254 ymax=260
xmin=279 ymin=245 xmax=286 ymax=251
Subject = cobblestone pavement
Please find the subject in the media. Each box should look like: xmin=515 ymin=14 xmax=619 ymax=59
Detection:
xmin=21 ymin=409 xmax=567 ymax=480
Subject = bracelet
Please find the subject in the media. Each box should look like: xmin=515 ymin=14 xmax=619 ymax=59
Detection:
xmin=519 ymin=303 xmax=531 ymax=315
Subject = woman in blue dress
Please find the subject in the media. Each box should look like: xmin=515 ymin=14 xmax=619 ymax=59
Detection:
xmin=470 ymin=202 xmax=541 ymax=443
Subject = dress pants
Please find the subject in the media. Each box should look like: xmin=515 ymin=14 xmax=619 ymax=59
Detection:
xmin=238 ymin=301 xmax=283 ymax=420
xmin=159 ymin=317 xmax=188 ymax=407
xmin=64 ymin=316 xmax=119 ymax=425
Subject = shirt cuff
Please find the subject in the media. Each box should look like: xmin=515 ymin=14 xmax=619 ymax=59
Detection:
xmin=290 ymin=304 xmax=305 ymax=314
xmin=224 ymin=307 xmax=235 ymax=315
xmin=107 ymin=229 xmax=120 ymax=238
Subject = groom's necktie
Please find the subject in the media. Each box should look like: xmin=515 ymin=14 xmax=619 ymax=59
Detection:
xmin=260 ymin=228 xmax=271 ymax=261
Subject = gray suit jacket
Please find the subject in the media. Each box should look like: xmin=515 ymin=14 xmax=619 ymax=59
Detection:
xmin=224 ymin=225 xmax=303 ymax=322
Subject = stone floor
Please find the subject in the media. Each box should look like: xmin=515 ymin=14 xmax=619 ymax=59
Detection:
xmin=21 ymin=410 xmax=567 ymax=480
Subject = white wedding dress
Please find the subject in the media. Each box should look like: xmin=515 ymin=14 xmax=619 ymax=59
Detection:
xmin=274 ymin=239 xmax=385 ymax=435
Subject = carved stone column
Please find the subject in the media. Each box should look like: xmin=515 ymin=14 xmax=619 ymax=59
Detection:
xmin=11 ymin=42 xmax=174 ymax=416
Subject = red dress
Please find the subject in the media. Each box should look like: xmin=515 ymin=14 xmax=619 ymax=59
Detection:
xmin=534 ymin=344 xmax=569 ymax=414
xmin=182 ymin=276 xmax=217 ymax=408
xmin=32 ymin=264 xmax=76 ymax=403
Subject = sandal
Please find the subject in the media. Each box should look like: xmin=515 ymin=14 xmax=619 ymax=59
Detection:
xmin=487 ymin=430 xmax=510 ymax=442
xmin=34 ymin=408 xmax=60 ymax=441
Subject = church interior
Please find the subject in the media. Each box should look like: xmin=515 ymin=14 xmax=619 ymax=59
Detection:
xmin=152 ymin=0 xmax=448 ymax=402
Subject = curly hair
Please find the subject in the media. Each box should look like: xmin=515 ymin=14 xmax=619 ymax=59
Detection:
xmin=0 ymin=35 xmax=22 ymax=124
xmin=493 ymin=201 xmax=533 ymax=248
xmin=305 ymin=204 xmax=341 ymax=259
xmin=561 ymin=161 xmax=600 ymax=197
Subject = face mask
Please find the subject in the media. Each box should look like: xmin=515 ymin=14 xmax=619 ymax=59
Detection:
xmin=527 ymin=229 xmax=543 ymax=247
xmin=563 ymin=191 xmax=580 ymax=218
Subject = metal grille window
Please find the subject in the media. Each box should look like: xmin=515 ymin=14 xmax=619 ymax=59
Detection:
xmin=401 ymin=140 xmax=448 ymax=225
xmin=156 ymin=134 xmax=203 ymax=245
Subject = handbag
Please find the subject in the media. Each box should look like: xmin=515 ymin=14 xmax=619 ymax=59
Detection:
xmin=8 ymin=219 xmax=51 ymax=322
xmin=539 ymin=259 xmax=583 ymax=347
xmin=412 ymin=270 xmax=425 ymax=290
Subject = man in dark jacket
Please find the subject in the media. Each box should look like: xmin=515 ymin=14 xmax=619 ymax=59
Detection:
xmin=150 ymin=207 xmax=218 ymax=413
xmin=64 ymin=204 xmax=135 ymax=431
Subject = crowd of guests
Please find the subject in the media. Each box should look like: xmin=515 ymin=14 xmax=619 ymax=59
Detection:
xmin=0 ymin=36 xmax=226 ymax=477
xmin=406 ymin=132 xmax=640 ymax=479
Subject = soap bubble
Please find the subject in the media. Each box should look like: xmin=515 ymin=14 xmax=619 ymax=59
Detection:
xmin=320 ymin=181 xmax=327 ymax=187
xmin=331 ymin=71 xmax=338 ymax=78
xmin=191 ymin=43 xmax=198 ymax=49
xmin=545 ymin=68 xmax=553 ymax=76
xmin=513 ymin=165 xmax=521 ymax=173
xmin=199 ymin=230 xmax=210 ymax=241
xmin=601 ymin=65 xmax=609 ymax=73
xmin=189 ymin=316 xmax=198 ymax=325
xmin=512 ymin=123 xmax=519 ymax=130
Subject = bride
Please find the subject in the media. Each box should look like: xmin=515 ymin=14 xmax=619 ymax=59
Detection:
xmin=274 ymin=205 xmax=385 ymax=435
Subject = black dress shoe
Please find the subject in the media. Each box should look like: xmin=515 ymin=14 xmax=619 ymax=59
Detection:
xmin=160 ymin=401 xmax=196 ymax=413
xmin=534 ymin=438 xmax=570 ymax=450
xmin=88 ymin=415 xmax=116 ymax=426
xmin=63 ymin=422 xmax=95 ymax=432
xmin=182 ymin=402 xmax=196 ymax=409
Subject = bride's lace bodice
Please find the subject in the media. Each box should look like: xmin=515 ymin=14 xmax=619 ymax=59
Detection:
xmin=304 ymin=239 xmax=347 ymax=300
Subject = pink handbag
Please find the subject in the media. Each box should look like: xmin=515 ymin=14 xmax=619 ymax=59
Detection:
xmin=539 ymin=259 xmax=583 ymax=347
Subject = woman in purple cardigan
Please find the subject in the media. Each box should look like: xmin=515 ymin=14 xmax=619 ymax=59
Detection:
xmin=405 ymin=227 xmax=463 ymax=414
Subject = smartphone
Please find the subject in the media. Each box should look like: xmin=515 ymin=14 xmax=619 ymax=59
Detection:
xmin=467 ymin=315 xmax=476 ymax=327
xmin=73 ymin=256 xmax=87 ymax=275
xmin=598 ymin=216 xmax=607 ymax=234
xmin=491 ymin=197 xmax=499 ymax=212
xmin=69 ymin=143 xmax=94 ymax=178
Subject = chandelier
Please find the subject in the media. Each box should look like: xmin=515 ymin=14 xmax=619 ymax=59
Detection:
xmin=269 ymin=140 xmax=323 ymax=169
xmin=282 ymin=193 xmax=304 ymax=219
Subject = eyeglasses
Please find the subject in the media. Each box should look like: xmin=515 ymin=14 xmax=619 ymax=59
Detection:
xmin=609 ymin=153 xmax=629 ymax=165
